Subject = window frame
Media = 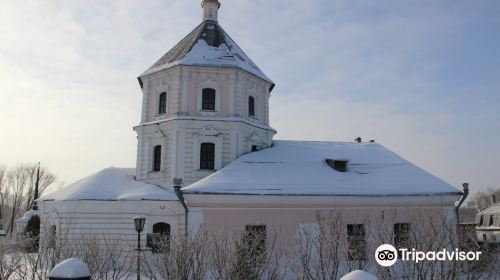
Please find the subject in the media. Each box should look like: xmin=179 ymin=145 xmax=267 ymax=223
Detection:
xmin=152 ymin=145 xmax=162 ymax=172
xmin=244 ymin=225 xmax=267 ymax=257
xmin=394 ymin=223 xmax=410 ymax=249
xmin=248 ymin=95 xmax=256 ymax=117
xmin=147 ymin=222 xmax=171 ymax=253
xmin=200 ymin=142 xmax=215 ymax=170
xmin=158 ymin=92 xmax=167 ymax=115
xmin=347 ymin=224 xmax=366 ymax=261
xmin=201 ymin=88 xmax=216 ymax=111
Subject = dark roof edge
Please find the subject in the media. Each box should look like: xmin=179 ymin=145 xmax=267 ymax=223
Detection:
xmin=40 ymin=198 xmax=180 ymax=202
xmin=182 ymin=191 xmax=463 ymax=197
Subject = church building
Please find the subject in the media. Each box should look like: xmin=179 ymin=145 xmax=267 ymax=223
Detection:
xmin=38 ymin=0 xmax=463 ymax=256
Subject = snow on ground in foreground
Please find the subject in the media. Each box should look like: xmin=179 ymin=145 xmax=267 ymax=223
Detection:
xmin=340 ymin=270 xmax=378 ymax=280
xmin=49 ymin=258 xmax=90 ymax=278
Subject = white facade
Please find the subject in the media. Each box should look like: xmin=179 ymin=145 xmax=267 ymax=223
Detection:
xmin=134 ymin=64 xmax=275 ymax=188
xmin=476 ymin=201 xmax=500 ymax=243
xmin=40 ymin=200 xmax=184 ymax=246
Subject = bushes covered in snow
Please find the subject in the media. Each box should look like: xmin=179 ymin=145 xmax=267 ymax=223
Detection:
xmin=0 ymin=210 xmax=499 ymax=279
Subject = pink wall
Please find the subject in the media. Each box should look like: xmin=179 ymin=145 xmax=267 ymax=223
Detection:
xmin=202 ymin=207 xmax=451 ymax=249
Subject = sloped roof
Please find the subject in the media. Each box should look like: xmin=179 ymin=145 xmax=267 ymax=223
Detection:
xmin=478 ymin=203 xmax=500 ymax=215
xmin=182 ymin=140 xmax=462 ymax=196
xmin=140 ymin=20 xmax=274 ymax=88
xmin=41 ymin=168 xmax=178 ymax=201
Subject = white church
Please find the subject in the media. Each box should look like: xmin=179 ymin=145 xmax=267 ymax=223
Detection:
xmin=37 ymin=0 xmax=463 ymax=254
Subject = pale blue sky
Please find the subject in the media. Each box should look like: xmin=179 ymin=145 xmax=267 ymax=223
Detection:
xmin=0 ymin=0 xmax=499 ymax=195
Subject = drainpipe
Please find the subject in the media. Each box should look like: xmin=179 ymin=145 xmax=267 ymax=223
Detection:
xmin=455 ymin=183 xmax=469 ymax=225
xmin=173 ymin=178 xmax=188 ymax=237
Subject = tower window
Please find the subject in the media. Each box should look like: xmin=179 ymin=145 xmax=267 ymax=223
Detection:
xmin=158 ymin=92 xmax=167 ymax=114
xmin=153 ymin=145 xmax=162 ymax=171
xmin=347 ymin=224 xmax=366 ymax=261
xmin=202 ymin=88 xmax=216 ymax=111
xmin=200 ymin=143 xmax=215 ymax=170
xmin=248 ymin=96 xmax=255 ymax=117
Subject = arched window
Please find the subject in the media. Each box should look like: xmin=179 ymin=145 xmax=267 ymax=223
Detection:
xmin=248 ymin=96 xmax=255 ymax=117
xmin=202 ymin=88 xmax=216 ymax=111
xmin=153 ymin=145 xmax=162 ymax=171
xmin=158 ymin=92 xmax=167 ymax=114
xmin=147 ymin=222 xmax=171 ymax=253
xmin=200 ymin=143 xmax=215 ymax=170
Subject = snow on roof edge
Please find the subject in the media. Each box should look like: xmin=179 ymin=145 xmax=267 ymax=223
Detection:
xmin=41 ymin=167 xmax=178 ymax=202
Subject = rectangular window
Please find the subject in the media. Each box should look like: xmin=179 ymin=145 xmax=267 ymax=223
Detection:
xmin=202 ymin=88 xmax=216 ymax=111
xmin=245 ymin=225 xmax=266 ymax=256
xmin=49 ymin=225 xmax=56 ymax=248
xmin=200 ymin=143 xmax=215 ymax=170
xmin=347 ymin=224 xmax=366 ymax=261
xmin=153 ymin=145 xmax=162 ymax=171
xmin=248 ymin=96 xmax=255 ymax=117
xmin=158 ymin=92 xmax=167 ymax=114
xmin=394 ymin=223 xmax=410 ymax=249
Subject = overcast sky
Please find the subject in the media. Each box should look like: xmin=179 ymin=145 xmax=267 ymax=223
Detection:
xmin=1 ymin=0 xmax=499 ymax=196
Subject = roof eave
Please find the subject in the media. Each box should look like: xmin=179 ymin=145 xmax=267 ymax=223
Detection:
xmin=139 ymin=63 xmax=274 ymax=88
xmin=182 ymin=191 xmax=463 ymax=197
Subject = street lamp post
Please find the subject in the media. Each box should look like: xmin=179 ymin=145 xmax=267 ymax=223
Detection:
xmin=134 ymin=216 xmax=146 ymax=280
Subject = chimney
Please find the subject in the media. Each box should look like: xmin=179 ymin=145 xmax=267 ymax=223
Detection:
xmin=493 ymin=194 xmax=497 ymax=204
xmin=201 ymin=0 xmax=221 ymax=22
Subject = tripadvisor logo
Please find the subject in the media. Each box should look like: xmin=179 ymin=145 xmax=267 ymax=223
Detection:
xmin=374 ymin=244 xmax=482 ymax=267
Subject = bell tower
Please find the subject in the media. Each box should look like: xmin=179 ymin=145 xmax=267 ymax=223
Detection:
xmin=134 ymin=1 xmax=276 ymax=188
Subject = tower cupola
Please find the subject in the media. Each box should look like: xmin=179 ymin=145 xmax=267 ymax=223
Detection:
xmin=202 ymin=0 xmax=220 ymax=22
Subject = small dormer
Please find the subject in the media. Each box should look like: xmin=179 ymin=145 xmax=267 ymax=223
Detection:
xmin=326 ymin=158 xmax=349 ymax=172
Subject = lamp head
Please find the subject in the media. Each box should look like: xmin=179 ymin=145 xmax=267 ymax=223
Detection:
xmin=134 ymin=216 xmax=146 ymax=233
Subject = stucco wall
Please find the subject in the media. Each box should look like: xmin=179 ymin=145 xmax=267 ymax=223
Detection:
xmin=39 ymin=200 xmax=185 ymax=246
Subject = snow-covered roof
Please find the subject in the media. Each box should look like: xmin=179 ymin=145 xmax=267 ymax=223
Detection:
xmin=16 ymin=209 xmax=39 ymax=223
xmin=476 ymin=203 xmax=500 ymax=229
xmin=139 ymin=20 xmax=274 ymax=88
xmin=340 ymin=270 xmax=378 ymax=280
xmin=41 ymin=168 xmax=178 ymax=202
xmin=49 ymin=258 xmax=90 ymax=278
xmin=182 ymin=140 xmax=462 ymax=196
xmin=478 ymin=203 xmax=500 ymax=215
